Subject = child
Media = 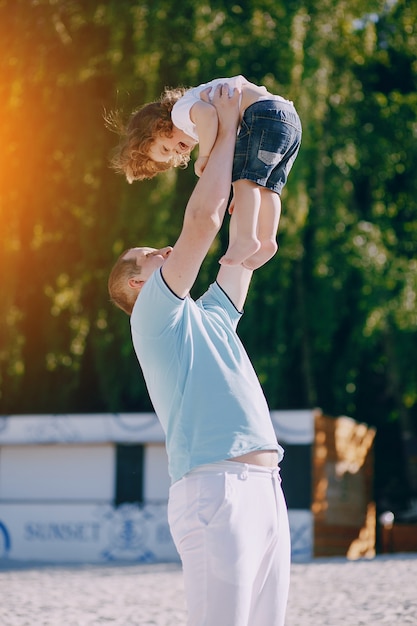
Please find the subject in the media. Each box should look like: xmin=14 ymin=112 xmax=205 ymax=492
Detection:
xmin=108 ymin=75 xmax=302 ymax=269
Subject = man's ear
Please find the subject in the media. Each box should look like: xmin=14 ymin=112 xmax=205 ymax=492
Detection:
xmin=128 ymin=277 xmax=144 ymax=290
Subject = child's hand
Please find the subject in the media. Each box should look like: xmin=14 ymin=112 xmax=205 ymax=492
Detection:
xmin=194 ymin=156 xmax=209 ymax=177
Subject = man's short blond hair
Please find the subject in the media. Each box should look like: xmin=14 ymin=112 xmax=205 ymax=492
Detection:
xmin=108 ymin=250 xmax=141 ymax=315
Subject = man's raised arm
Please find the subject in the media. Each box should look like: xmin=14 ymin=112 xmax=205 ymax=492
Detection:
xmin=161 ymin=84 xmax=240 ymax=299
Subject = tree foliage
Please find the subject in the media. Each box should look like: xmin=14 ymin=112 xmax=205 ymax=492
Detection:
xmin=0 ymin=0 xmax=416 ymax=508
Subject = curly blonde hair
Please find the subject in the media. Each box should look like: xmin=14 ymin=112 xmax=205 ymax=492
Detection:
xmin=105 ymin=87 xmax=190 ymax=182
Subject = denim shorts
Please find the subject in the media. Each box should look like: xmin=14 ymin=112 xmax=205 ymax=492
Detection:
xmin=232 ymin=98 xmax=302 ymax=194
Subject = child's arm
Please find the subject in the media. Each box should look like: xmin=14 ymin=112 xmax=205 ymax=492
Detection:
xmin=190 ymin=100 xmax=219 ymax=177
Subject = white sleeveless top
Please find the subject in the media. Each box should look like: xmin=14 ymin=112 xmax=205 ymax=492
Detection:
xmin=171 ymin=75 xmax=250 ymax=141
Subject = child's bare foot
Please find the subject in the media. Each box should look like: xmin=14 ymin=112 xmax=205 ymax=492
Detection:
xmin=242 ymin=240 xmax=278 ymax=270
xmin=220 ymin=238 xmax=260 ymax=266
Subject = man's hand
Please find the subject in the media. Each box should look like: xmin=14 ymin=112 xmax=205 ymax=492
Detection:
xmin=194 ymin=84 xmax=239 ymax=178
xmin=208 ymin=83 xmax=240 ymax=135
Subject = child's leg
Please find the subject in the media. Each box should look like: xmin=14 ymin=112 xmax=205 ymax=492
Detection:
xmin=243 ymin=188 xmax=281 ymax=270
xmin=220 ymin=179 xmax=261 ymax=266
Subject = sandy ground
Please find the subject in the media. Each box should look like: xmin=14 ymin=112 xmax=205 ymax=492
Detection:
xmin=0 ymin=554 xmax=416 ymax=626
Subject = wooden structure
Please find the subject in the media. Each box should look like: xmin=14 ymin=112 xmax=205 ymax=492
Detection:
xmin=312 ymin=410 xmax=376 ymax=559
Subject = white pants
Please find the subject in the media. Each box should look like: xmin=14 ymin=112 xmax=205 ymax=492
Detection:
xmin=168 ymin=461 xmax=291 ymax=626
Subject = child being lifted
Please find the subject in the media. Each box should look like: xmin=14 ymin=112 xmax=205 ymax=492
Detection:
xmin=109 ymin=75 xmax=302 ymax=269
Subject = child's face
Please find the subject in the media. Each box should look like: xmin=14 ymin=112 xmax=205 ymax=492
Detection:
xmin=148 ymin=127 xmax=196 ymax=163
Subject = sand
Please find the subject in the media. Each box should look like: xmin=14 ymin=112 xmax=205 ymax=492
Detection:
xmin=0 ymin=554 xmax=416 ymax=625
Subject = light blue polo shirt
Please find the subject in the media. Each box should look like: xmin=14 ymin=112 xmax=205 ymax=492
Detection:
xmin=131 ymin=268 xmax=283 ymax=483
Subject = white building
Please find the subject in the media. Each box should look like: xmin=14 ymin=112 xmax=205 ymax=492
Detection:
xmin=0 ymin=411 xmax=314 ymax=565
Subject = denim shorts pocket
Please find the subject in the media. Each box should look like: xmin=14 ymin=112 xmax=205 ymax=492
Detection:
xmin=258 ymin=129 xmax=290 ymax=165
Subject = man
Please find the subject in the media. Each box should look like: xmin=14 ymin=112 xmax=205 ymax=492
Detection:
xmin=108 ymin=85 xmax=290 ymax=626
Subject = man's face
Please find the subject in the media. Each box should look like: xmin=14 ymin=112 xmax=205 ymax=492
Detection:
xmin=124 ymin=246 xmax=173 ymax=285
xmin=148 ymin=127 xmax=196 ymax=163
